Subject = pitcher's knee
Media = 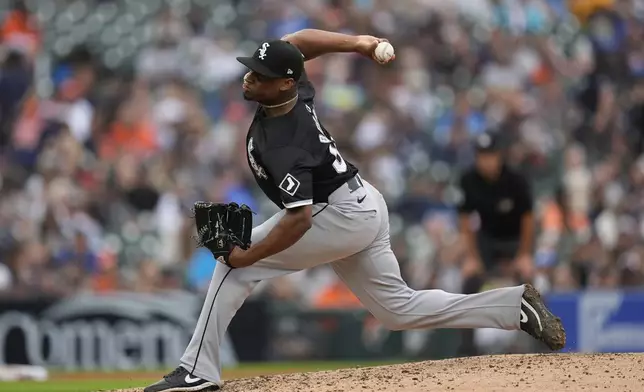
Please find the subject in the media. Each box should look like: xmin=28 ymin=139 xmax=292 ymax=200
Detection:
xmin=372 ymin=300 xmax=417 ymax=331
xmin=380 ymin=318 xmax=408 ymax=331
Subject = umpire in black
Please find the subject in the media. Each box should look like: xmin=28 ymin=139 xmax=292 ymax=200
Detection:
xmin=458 ymin=132 xmax=535 ymax=290
xmin=456 ymin=132 xmax=534 ymax=355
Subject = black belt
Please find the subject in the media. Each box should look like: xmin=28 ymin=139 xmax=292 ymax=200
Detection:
xmin=346 ymin=175 xmax=363 ymax=193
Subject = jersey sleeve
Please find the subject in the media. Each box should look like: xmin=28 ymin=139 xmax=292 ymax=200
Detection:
xmin=263 ymin=147 xmax=314 ymax=209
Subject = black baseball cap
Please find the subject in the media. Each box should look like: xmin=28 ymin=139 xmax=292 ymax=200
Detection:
xmin=474 ymin=132 xmax=500 ymax=153
xmin=236 ymin=40 xmax=304 ymax=81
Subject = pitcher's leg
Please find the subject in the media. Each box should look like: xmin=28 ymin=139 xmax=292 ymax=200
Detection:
xmin=332 ymin=245 xmax=524 ymax=331
xmin=335 ymin=182 xmax=524 ymax=331
xmin=335 ymin=182 xmax=564 ymax=349
xmin=178 ymin=211 xmax=301 ymax=383
xmin=179 ymin=262 xmax=300 ymax=383
xmin=177 ymin=202 xmax=379 ymax=384
xmin=179 ymin=264 xmax=251 ymax=383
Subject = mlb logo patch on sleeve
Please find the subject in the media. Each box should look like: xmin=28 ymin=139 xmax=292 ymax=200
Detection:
xmin=279 ymin=173 xmax=300 ymax=196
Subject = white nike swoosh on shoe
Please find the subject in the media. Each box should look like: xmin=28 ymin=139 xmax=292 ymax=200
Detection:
xmin=520 ymin=309 xmax=528 ymax=323
xmin=521 ymin=298 xmax=543 ymax=332
xmin=185 ymin=374 xmax=202 ymax=384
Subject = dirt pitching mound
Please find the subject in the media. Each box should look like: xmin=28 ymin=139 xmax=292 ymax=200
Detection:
xmin=115 ymin=353 xmax=644 ymax=392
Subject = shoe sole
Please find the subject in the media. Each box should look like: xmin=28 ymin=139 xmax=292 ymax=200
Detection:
xmin=145 ymin=383 xmax=220 ymax=392
xmin=523 ymin=284 xmax=566 ymax=351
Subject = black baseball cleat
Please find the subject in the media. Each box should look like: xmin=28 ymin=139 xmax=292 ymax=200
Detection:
xmin=520 ymin=284 xmax=566 ymax=351
xmin=144 ymin=366 xmax=220 ymax=392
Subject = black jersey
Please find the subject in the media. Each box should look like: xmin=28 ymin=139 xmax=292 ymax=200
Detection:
xmin=246 ymin=72 xmax=358 ymax=209
xmin=457 ymin=165 xmax=533 ymax=240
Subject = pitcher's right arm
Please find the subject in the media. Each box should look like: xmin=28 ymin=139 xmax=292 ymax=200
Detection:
xmin=281 ymin=29 xmax=391 ymax=63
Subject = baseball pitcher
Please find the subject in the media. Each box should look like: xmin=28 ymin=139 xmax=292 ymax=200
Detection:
xmin=145 ymin=29 xmax=566 ymax=392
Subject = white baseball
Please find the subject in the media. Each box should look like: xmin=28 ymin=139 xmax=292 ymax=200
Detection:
xmin=374 ymin=42 xmax=395 ymax=63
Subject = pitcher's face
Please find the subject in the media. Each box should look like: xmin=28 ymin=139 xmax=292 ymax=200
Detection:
xmin=242 ymin=71 xmax=291 ymax=103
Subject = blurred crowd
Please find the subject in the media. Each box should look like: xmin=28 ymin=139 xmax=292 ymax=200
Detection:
xmin=0 ymin=0 xmax=643 ymax=304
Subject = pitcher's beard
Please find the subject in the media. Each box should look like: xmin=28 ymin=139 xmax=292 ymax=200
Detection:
xmin=242 ymin=91 xmax=253 ymax=101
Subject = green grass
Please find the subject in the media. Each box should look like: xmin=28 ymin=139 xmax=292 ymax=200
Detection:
xmin=0 ymin=360 xmax=403 ymax=392
xmin=0 ymin=380 xmax=147 ymax=392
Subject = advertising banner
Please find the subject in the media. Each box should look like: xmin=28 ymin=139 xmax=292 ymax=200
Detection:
xmin=547 ymin=291 xmax=644 ymax=353
xmin=0 ymin=291 xmax=239 ymax=371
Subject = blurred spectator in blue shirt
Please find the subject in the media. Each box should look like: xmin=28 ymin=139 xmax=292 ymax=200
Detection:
xmin=186 ymin=247 xmax=215 ymax=292
xmin=53 ymin=231 xmax=98 ymax=275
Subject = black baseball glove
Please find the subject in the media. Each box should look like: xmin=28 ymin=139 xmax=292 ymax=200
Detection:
xmin=192 ymin=201 xmax=253 ymax=268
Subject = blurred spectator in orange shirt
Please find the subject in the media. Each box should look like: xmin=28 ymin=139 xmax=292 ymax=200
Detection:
xmin=568 ymin=0 xmax=615 ymax=23
xmin=99 ymin=91 xmax=158 ymax=160
xmin=313 ymin=281 xmax=362 ymax=309
xmin=92 ymin=251 xmax=119 ymax=293
xmin=1 ymin=0 xmax=40 ymax=59
xmin=542 ymin=187 xmax=590 ymax=236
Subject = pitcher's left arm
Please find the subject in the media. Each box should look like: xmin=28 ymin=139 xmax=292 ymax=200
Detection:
xmin=228 ymin=146 xmax=315 ymax=268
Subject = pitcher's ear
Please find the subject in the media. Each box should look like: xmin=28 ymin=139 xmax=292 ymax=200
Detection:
xmin=279 ymin=78 xmax=296 ymax=92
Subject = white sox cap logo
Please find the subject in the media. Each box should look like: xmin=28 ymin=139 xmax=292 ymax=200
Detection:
xmin=279 ymin=173 xmax=300 ymax=196
xmin=258 ymin=42 xmax=270 ymax=60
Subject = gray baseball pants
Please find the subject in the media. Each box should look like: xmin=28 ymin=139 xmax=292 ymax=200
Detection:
xmin=180 ymin=178 xmax=525 ymax=385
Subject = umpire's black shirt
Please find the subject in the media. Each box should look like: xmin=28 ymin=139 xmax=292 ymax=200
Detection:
xmin=246 ymin=73 xmax=358 ymax=209
xmin=457 ymin=165 xmax=532 ymax=240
